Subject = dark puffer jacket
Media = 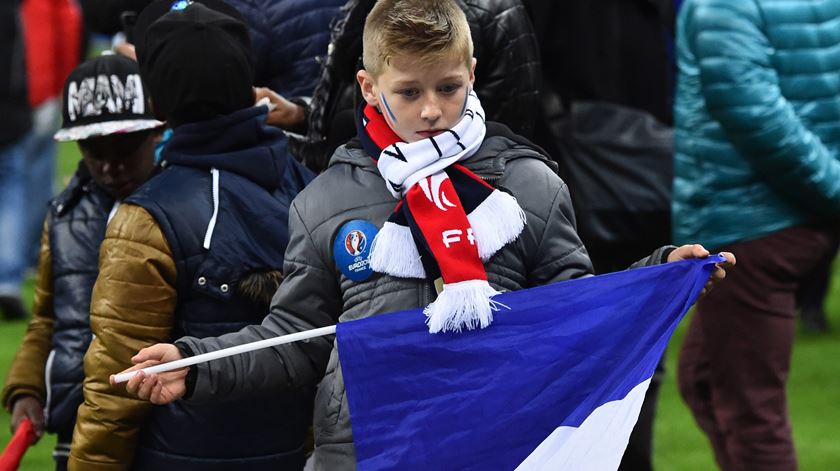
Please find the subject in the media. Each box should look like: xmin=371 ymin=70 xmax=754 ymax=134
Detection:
xmin=79 ymin=0 xmax=344 ymax=98
xmin=177 ymin=122 xmax=674 ymax=470
xmin=2 ymin=165 xmax=112 ymax=438
xmin=294 ymin=0 xmax=542 ymax=172
xmin=43 ymin=168 xmax=112 ymax=436
xmin=230 ymin=0 xmax=345 ymax=98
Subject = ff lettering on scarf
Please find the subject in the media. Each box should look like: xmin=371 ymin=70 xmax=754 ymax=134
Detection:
xmin=358 ymin=91 xmax=526 ymax=333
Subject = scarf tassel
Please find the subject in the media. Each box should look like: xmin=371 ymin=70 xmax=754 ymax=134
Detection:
xmin=424 ymin=279 xmax=505 ymax=334
xmin=468 ymin=189 xmax=527 ymax=261
xmin=369 ymin=222 xmax=427 ymax=279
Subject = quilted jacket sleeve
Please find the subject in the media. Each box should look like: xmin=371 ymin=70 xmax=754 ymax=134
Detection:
xmin=69 ymin=204 xmax=177 ymax=471
xmin=467 ymin=0 xmax=541 ymax=138
xmin=2 ymin=219 xmax=54 ymax=410
xmin=686 ymin=0 xmax=840 ymax=213
xmin=176 ymin=198 xmax=339 ymax=403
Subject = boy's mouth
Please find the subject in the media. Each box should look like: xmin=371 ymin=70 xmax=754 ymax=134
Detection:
xmin=417 ymin=129 xmax=444 ymax=138
xmin=106 ymin=180 xmax=135 ymax=198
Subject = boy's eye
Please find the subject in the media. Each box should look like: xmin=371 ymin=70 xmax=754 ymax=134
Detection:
xmin=440 ymin=83 xmax=461 ymax=94
xmin=397 ymin=88 xmax=419 ymax=98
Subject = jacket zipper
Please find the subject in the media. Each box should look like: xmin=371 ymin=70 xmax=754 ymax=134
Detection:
xmin=422 ymin=280 xmax=434 ymax=306
xmin=481 ymin=175 xmax=501 ymax=186
xmin=43 ymin=349 xmax=56 ymax=424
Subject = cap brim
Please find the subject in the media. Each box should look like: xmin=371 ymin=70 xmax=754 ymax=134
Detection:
xmin=54 ymin=119 xmax=164 ymax=142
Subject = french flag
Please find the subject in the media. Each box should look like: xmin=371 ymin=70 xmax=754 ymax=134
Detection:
xmin=336 ymin=255 xmax=723 ymax=470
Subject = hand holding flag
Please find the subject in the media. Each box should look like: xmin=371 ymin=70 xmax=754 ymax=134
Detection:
xmin=667 ymin=245 xmax=735 ymax=296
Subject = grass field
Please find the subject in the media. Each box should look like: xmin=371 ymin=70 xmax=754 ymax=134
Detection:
xmin=1 ymin=143 xmax=839 ymax=469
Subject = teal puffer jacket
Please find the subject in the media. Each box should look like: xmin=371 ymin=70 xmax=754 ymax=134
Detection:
xmin=673 ymin=0 xmax=840 ymax=248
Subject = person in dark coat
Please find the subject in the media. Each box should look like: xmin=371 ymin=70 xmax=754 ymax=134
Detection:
xmin=2 ymin=53 xmax=163 ymax=471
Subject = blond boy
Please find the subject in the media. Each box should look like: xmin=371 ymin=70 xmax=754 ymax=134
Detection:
xmin=117 ymin=1 xmax=731 ymax=469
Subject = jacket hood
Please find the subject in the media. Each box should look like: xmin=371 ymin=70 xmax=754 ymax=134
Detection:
xmin=161 ymin=106 xmax=288 ymax=190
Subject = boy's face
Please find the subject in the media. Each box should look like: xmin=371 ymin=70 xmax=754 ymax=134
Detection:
xmin=358 ymin=52 xmax=476 ymax=143
xmin=78 ymin=130 xmax=159 ymax=200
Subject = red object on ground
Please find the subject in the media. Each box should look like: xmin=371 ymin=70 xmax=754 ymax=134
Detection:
xmin=0 ymin=419 xmax=36 ymax=471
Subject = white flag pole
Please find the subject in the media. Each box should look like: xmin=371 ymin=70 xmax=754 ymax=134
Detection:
xmin=112 ymin=325 xmax=337 ymax=384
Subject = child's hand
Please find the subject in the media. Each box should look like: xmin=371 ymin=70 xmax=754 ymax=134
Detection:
xmin=10 ymin=396 xmax=45 ymax=441
xmin=113 ymin=42 xmax=137 ymax=61
xmin=110 ymin=343 xmax=187 ymax=405
xmin=667 ymin=244 xmax=736 ymax=296
xmin=254 ymin=87 xmax=306 ymax=132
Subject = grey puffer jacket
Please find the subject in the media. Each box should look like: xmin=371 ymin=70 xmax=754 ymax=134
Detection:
xmin=176 ymin=123 xmax=673 ymax=470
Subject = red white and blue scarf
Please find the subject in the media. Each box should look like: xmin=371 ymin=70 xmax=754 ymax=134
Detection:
xmin=358 ymin=91 xmax=526 ymax=333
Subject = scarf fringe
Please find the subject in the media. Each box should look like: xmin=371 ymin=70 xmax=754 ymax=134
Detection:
xmin=468 ymin=190 xmax=527 ymax=261
xmin=369 ymin=222 xmax=427 ymax=279
xmin=424 ymin=280 xmax=505 ymax=333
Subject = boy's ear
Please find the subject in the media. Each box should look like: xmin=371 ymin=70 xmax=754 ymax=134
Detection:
xmin=357 ymin=69 xmax=380 ymax=107
xmin=469 ymin=57 xmax=477 ymax=88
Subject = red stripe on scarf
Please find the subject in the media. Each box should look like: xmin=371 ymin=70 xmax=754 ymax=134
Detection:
xmin=363 ymin=105 xmax=402 ymax=156
xmin=405 ymin=177 xmax=487 ymax=284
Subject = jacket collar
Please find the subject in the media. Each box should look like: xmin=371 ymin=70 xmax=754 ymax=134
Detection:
xmin=161 ymin=106 xmax=288 ymax=191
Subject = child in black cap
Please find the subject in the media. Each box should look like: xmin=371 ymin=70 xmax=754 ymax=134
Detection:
xmin=68 ymin=2 xmax=315 ymax=470
xmin=2 ymin=52 xmax=162 ymax=471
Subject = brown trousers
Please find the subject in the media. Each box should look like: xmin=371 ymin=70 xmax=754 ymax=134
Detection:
xmin=678 ymin=223 xmax=839 ymax=471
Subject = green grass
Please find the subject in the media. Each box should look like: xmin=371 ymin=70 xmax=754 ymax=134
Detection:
xmin=654 ymin=268 xmax=840 ymax=470
xmin=1 ymin=279 xmax=57 ymax=469
xmin=2 ymin=142 xmax=840 ymax=469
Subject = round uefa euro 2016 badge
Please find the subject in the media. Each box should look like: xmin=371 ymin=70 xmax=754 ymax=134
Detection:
xmin=333 ymin=220 xmax=379 ymax=282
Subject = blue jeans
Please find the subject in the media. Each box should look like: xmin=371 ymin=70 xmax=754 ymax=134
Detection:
xmin=23 ymin=101 xmax=58 ymax=266
xmin=0 ymin=133 xmax=30 ymax=295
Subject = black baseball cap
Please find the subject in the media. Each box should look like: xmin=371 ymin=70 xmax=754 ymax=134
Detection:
xmin=54 ymin=53 xmax=163 ymax=142
xmin=134 ymin=0 xmax=255 ymax=125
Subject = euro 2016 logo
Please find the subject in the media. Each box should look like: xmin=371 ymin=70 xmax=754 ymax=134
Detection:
xmin=345 ymin=230 xmax=367 ymax=256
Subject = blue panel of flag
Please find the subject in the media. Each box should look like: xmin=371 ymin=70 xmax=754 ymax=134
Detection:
xmin=337 ymin=255 xmax=723 ymax=471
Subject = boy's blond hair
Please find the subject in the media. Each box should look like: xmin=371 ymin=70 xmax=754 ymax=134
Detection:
xmin=363 ymin=0 xmax=473 ymax=77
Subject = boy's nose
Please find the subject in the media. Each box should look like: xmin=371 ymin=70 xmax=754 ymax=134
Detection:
xmin=101 ymin=161 xmax=124 ymax=177
xmin=421 ymin=99 xmax=442 ymax=122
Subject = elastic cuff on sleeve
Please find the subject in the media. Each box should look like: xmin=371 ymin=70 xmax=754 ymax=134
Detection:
xmin=174 ymin=341 xmax=197 ymax=400
xmin=660 ymin=246 xmax=677 ymax=264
